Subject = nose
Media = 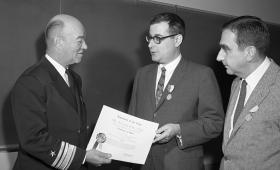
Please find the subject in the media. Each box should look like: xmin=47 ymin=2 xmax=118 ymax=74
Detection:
xmin=82 ymin=40 xmax=88 ymax=50
xmin=216 ymin=49 xmax=224 ymax=62
xmin=148 ymin=39 xmax=155 ymax=48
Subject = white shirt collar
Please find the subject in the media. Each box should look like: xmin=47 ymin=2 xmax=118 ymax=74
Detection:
xmin=158 ymin=54 xmax=182 ymax=72
xmin=45 ymin=54 xmax=66 ymax=78
xmin=245 ymin=57 xmax=271 ymax=94
xmin=156 ymin=54 xmax=181 ymax=91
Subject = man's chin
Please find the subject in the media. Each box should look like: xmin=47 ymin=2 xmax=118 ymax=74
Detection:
xmin=151 ymin=55 xmax=160 ymax=62
xmin=74 ymin=58 xmax=82 ymax=64
xmin=226 ymin=69 xmax=234 ymax=75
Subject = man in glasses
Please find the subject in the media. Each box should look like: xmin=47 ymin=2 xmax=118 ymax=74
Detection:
xmin=128 ymin=12 xmax=224 ymax=170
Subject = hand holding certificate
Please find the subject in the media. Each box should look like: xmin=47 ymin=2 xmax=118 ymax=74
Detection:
xmin=87 ymin=105 xmax=159 ymax=164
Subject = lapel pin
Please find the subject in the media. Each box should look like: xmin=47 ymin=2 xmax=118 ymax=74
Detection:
xmin=167 ymin=85 xmax=175 ymax=93
xmin=249 ymin=105 xmax=259 ymax=113
xmin=167 ymin=94 xmax=172 ymax=100
xmin=245 ymin=114 xmax=253 ymax=121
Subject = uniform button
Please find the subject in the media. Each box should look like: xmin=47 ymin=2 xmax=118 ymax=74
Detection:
xmin=77 ymin=130 xmax=80 ymax=133
xmin=153 ymin=113 xmax=157 ymax=117
xmin=86 ymin=125 xmax=89 ymax=130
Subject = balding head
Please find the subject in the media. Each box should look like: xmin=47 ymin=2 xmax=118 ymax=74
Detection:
xmin=45 ymin=14 xmax=83 ymax=44
xmin=45 ymin=14 xmax=87 ymax=67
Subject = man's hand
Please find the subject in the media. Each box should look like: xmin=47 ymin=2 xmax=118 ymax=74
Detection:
xmin=85 ymin=149 xmax=112 ymax=166
xmin=153 ymin=123 xmax=180 ymax=143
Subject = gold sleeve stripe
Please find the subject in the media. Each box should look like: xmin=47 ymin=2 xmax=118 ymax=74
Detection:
xmin=51 ymin=142 xmax=78 ymax=170
xmin=64 ymin=146 xmax=77 ymax=170
xmin=55 ymin=143 xmax=69 ymax=169
xmin=52 ymin=141 xmax=66 ymax=167
xmin=60 ymin=144 xmax=75 ymax=170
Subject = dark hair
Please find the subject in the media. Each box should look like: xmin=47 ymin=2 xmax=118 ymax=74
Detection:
xmin=150 ymin=12 xmax=185 ymax=40
xmin=45 ymin=19 xmax=64 ymax=41
xmin=222 ymin=15 xmax=270 ymax=56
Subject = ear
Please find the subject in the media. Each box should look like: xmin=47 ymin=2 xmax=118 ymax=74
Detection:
xmin=174 ymin=34 xmax=183 ymax=47
xmin=54 ymin=35 xmax=64 ymax=49
xmin=245 ymin=46 xmax=257 ymax=61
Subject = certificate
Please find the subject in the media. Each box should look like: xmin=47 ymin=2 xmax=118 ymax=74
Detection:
xmin=86 ymin=105 xmax=159 ymax=164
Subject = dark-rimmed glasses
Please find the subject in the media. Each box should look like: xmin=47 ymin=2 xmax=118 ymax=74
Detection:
xmin=145 ymin=34 xmax=178 ymax=44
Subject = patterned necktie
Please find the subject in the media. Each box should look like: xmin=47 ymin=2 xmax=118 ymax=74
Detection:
xmin=155 ymin=67 xmax=166 ymax=106
xmin=233 ymin=79 xmax=247 ymax=126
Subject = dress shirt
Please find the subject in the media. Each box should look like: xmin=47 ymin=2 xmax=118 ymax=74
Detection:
xmin=155 ymin=54 xmax=181 ymax=94
xmin=229 ymin=57 xmax=271 ymax=137
xmin=45 ymin=54 xmax=69 ymax=86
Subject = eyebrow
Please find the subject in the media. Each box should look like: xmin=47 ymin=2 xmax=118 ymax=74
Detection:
xmin=149 ymin=33 xmax=164 ymax=37
xmin=219 ymin=44 xmax=230 ymax=50
xmin=76 ymin=35 xmax=85 ymax=40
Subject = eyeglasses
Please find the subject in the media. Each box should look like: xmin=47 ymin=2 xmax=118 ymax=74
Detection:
xmin=145 ymin=34 xmax=178 ymax=44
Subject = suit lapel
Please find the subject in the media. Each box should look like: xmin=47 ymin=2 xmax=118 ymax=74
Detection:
xmin=223 ymin=78 xmax=240 ymax=145
xmin=154 ymin=58 xmax=186 ymax=111
xmin=227 ymin=60 xmax=280 ymax=143
xmin=147 ymin=65 xmax=158 ymax=110
xmin=40 ymin=57 xmax=77 ymax=111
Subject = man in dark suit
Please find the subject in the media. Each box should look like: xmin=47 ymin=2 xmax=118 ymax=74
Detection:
xmin=128 ymin=12 xmax=224 ymax=170
xmin=217 ymin=16 xmax=280 ymax=169
xmin=11 ymin=14 xmax=111 ymax=170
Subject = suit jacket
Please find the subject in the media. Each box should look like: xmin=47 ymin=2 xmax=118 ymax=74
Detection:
xmin=220 ymin=60 xmax=280 ymax=170
xmin=128 ymin=58 xmax=224 ymax=170
xmin=11 ymin=57 xmax=91 ymax=170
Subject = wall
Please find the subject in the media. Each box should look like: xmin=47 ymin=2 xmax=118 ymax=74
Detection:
xmin=151 ymin=0 xmax=280 ymax=25
xmin=0 ymin=152 xmax=17 ymax=170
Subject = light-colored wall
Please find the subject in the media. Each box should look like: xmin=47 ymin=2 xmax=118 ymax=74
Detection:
xmin=0 ymin=152 xmax=17 ymax=170
xmin=150 ymin=0 xmax=280 ymax=24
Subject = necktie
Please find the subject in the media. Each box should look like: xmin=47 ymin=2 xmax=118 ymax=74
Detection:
xmin=65 ymin=69 xmax=71 ymax=87
xmin=65 ymin=69 xmax=74 ymax=91
xmin=155 ymin=67 xmax=166 ymax=106
xmin=65 ymin=69 xmax=79 ymax=111
xmin=64 ymin=70 xmax=70 ymax=87
xmin=233 ymin=79 xmax=247 ymax=126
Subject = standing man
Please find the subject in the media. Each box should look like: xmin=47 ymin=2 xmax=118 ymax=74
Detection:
xmin=217 ymin=16 xmax=280 ymax=169
xmin=11 ymin=14 xmax=111 ymax=170
xmin=128 ymin=12 xmax=224 ymax=170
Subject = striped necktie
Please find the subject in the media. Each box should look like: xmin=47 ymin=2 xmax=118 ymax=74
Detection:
xmin=155 ymin=67 xmax=166 ymax=106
